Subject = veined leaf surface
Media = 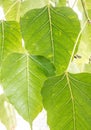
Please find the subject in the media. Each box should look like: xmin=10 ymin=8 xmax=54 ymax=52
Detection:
xmin=21 ymin=6 xmax=80 ymax=74
xmin=1 ymin=53 xmax=55 ymax=123
xmin=0 ymin=21 xmax=22 ymax=67
xmin=42 ymin=72 xmax=91 ymax=130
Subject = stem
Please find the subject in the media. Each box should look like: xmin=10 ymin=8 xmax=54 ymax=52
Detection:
xmin=31 ymin=123 xmax=33 ymax=130
xmin=66 ymin=20 xmax=87 ymax=72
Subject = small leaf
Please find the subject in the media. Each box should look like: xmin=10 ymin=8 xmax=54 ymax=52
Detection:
xmin=1 ymin=52 xmax=55 ymax=124
xmin=42 ymin=72 xmax=91 ymax=130
xmin=21 ymin=6 xmax=80 ymax=74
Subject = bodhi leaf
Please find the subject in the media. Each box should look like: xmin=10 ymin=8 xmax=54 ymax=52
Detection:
xmin=21 ymin=6 xmax=80 ymax=74
xmin=0 ymin=0 xmax=66 ymax=20
xmin=42 ymin=72 xmax=91 ymax=130
xmin=0 ymin=21 xmax=23 ymax=82
xmin=1 ymin=52 xmax=55 ymax=124
xmin=0 ymin=21 xmax=23 ymax=67
xmin=75 ymin=0 xmax=91 ymax=70
xmin=0 ymin=94 xmax=16 ymax=130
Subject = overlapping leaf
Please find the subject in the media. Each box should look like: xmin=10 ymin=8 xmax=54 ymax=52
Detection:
xmin=42 ymin=72 xmax=91 ymax=130
xmin=0 ymin=0 xmax=66 ymax=20
xmin=21 ymin=6 xmax=80 ymax=74
xmin=75 ymin=0 xmax=91 ymax=70
xmin=1 ymin=52 xmax=55 ymax=123
xmin=0 ymin=21 xmax=23 ymax=67
xmin=21 ymin=0 xmax=66 ymax=16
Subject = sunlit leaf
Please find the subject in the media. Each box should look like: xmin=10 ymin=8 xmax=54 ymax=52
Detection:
xmin=1 ymin=52 xmax=55 ymax=123
xmin=21 ymin=6 xmax=80 ymax=74
xmin=42 ymin=72 xmax=91 ymax=130
xmin=0 ymin=21 xmax=23 ymax=67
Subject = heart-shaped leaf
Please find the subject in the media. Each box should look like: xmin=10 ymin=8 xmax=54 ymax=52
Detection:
xmin=1 ymin=52 xmax=55 ymax=124
xmin=42 ymin=72 xmax=91 ymax=130
xmin=21 ymin=6 xmax=80 ymax=74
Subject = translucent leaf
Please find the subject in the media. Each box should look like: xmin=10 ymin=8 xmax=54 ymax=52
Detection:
xmin=1 ymin=52 xmax=55 ymax=124
xmin=21 ymin=6 xmax=80 ymax=74
xmin=0 ymin=21 xmax=23 ymax=81
xmin=0 ymin=0 xmax=66 ymax=20
xmin=42 ymin=72 xmax=91 ymax=130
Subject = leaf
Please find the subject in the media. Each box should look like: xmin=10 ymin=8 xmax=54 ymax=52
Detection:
xmin=0 ymin=21 xmax=23 ymax=67
xmin=0 ymin=0 xmax=21 ymax=21
xmin=0 ymin=94 xmax=16 ymax=130
xmin=76 ymin=23 xmax=91 ymax=71
xmin=75 ymin=0 xmax=91 ymax=70
xmin=1 ymin=52 xmax=55 ymax=124
xmin=0 ymin=0 xmax=66 ymax=20
xmin=21 ymin=6 xmax=80 ymax=74
xmin=85 ymin=0 xmax=91 ymax=19
xmin=42 ymin=72 xmax=91 ymax=130
xmin=57 ymin=0 xmax=66 ymax=6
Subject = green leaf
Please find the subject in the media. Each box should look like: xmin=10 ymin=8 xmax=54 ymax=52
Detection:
xmin=0 ymin=21 xmax=23 ymax=67
xmin=21 ymin=6 xmax=80 ymax=74
xmin=57 ymin=0 xmax=66 ymax=6
xmin=0 ymin=0 xmax=66 ymax=20
xmin=1 ymin=52 xmax=55 ymax=123
xmin=0 ymin=0 xmax=21 ymax=21
xmin=42 ymin=72 xmax=91 ymax=130
xmin=76 ymin=23 xmax=91 ymax=71
xmin=85 ymin=0 xmax=91 ymax=19
xmin=0 ymin=94 xmax=16 ymax=130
